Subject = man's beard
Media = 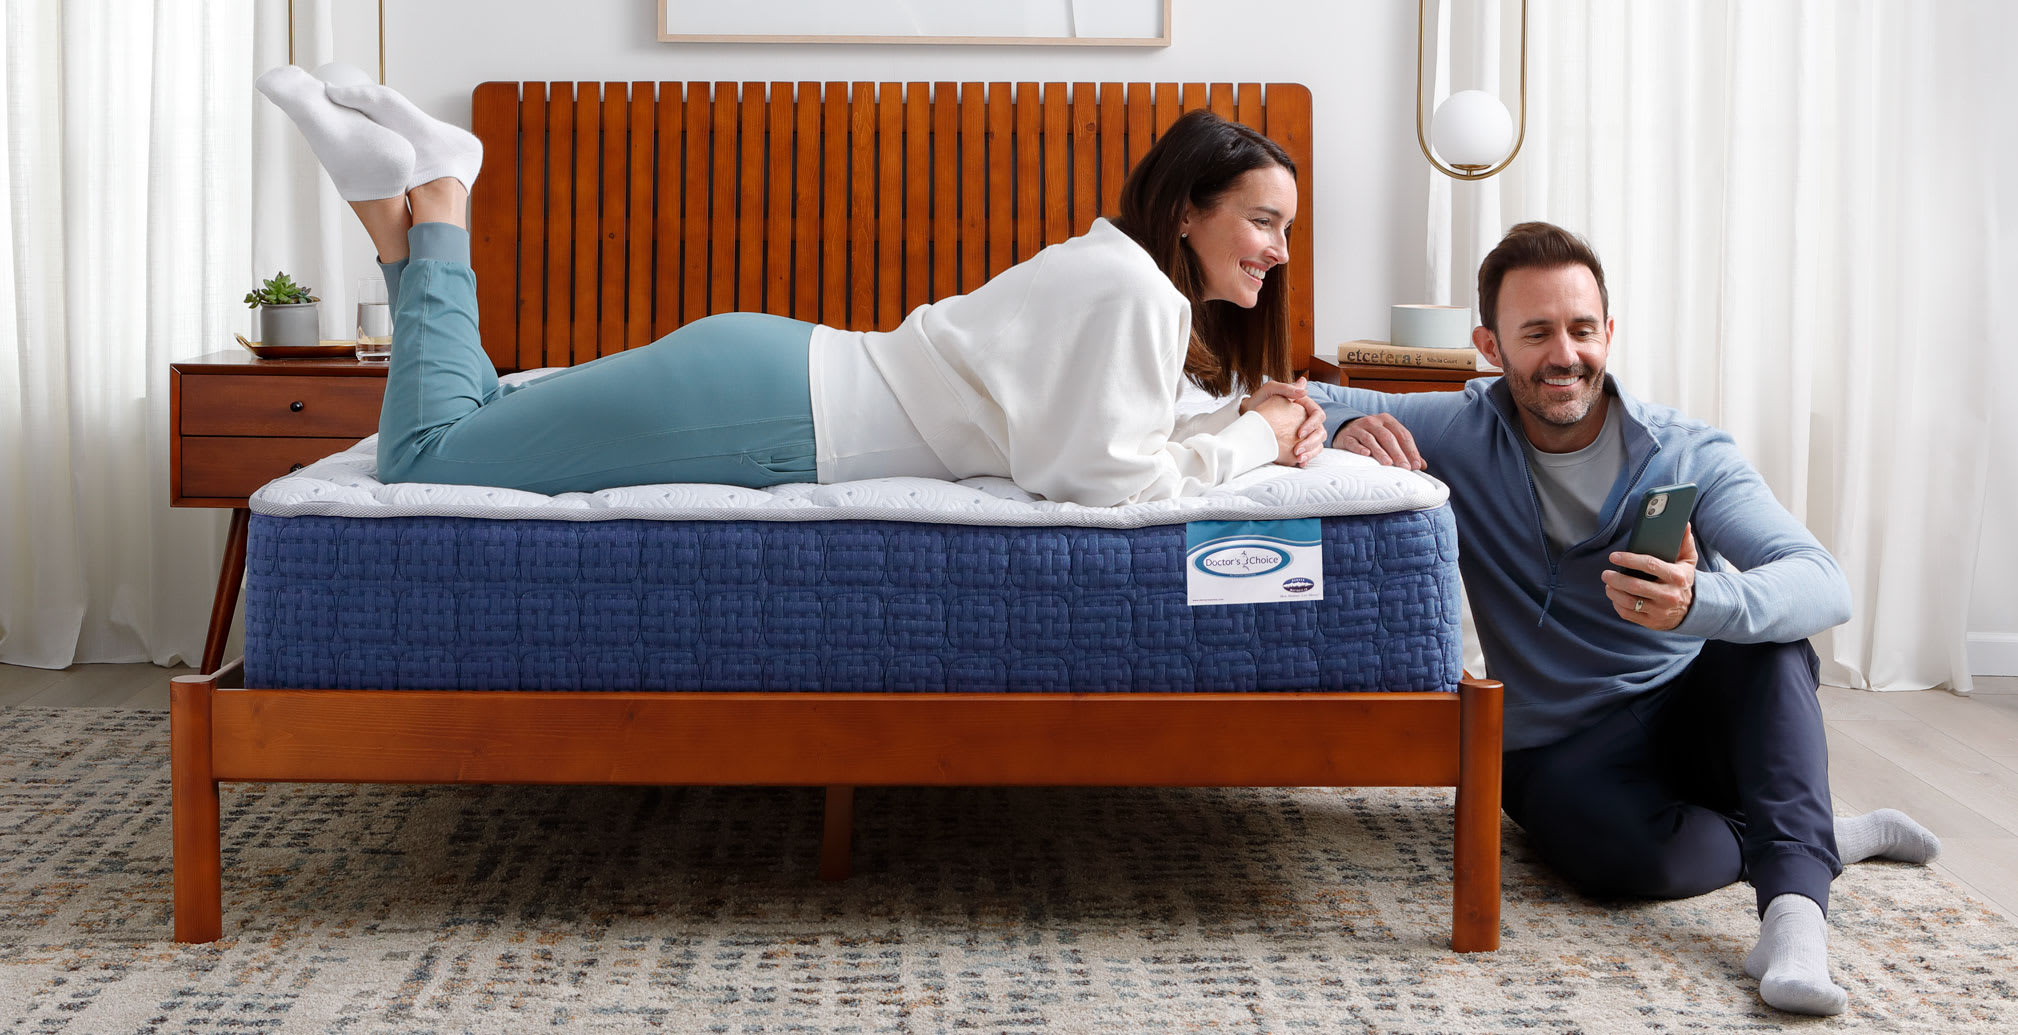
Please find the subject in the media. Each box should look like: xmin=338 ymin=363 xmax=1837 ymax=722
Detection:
xmin=1512 ymin=364 xmax=1603 ymax=427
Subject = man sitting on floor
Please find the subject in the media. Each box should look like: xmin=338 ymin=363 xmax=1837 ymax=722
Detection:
xmin=1307 ymin=221 xmax=1940 ymax=1016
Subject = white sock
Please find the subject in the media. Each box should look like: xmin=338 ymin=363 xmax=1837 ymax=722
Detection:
xmin=254 ymin=65 xmax=413 ymax=202
xmin=1837 ymin=808 xmax=1941 ymax=864
xmin=312 ymin=61 xmax=376 ymax=89
xmin=1743 ymin=894 xmax=1847 ymax=1016
xmin=324 ymin=79 xmax=483 ymax=194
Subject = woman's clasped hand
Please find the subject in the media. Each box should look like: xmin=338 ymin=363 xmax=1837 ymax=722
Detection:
xmin=1242 ymin=376 xmax=1328 ymax=466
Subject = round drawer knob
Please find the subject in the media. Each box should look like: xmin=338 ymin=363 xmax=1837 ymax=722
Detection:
xmin=289 ymin=400 xmax=305 ymax=412
xmin=289 ymin=463 xmax=305 ymax=473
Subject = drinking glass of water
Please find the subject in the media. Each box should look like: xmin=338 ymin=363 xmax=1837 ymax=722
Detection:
xmin=355 ymin=276 xmax=392 ymax=362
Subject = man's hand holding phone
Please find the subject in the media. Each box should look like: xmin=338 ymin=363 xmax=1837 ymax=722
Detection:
xmin=1600 ymin=483 xmax=1698 ymax=630
xmin=1602 ymin=522 xmax=1697 ymax=630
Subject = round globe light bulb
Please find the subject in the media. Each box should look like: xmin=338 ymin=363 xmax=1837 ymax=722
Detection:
xmin=1431 ymin=89 xmax=1514 ymax=170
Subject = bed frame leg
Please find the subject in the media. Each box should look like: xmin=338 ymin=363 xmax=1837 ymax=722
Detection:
xmin=170 ymin=673 xmax=223 ymax=943
xmin=819 ymin=785 xmax=854 ymax=881
xmin=1452 ymin=675 xmax=1504 ymax=952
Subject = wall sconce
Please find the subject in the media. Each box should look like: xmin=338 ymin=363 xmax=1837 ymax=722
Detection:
xmin=1416 ymin=0 xmax=1527 ymax=180
xmin=290 ymin=0 xmax=387 ymax=82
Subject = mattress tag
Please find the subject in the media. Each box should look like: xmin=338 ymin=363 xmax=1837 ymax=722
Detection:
xmin=1184 ymin=519 xmax=1323 ymax=606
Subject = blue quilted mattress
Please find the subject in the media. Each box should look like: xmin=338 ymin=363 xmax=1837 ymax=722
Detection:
xmin=243 ymin=509 xmax=1461 ymax=693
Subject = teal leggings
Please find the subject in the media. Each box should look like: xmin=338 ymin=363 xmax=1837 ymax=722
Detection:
xmin=375 ymin=224 xmax=817 ymax=493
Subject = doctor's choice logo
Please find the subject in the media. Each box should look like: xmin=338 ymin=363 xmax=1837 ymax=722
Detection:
xmin=1192 ymin=542 xmax=1293 ymax=578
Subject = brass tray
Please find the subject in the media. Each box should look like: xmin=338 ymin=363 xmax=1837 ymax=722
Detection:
xmin=235 ymin=333 xmax=356 ymax=359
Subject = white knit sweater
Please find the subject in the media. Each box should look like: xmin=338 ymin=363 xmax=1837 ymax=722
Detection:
xmin=820 ymin=218 xmax=1278 ymax=506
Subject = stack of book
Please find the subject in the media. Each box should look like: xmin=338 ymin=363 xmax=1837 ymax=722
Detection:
xmin=1333 ymin=339 xmax=1478 ymax=371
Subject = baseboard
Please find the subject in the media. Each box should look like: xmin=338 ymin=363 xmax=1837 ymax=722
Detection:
xmin=1967 ymin=633 xmax=2018 ymax=676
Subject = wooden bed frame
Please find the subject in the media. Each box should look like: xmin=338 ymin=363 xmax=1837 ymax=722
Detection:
xmin=171 ymin=81 xmax=1502 ymax=952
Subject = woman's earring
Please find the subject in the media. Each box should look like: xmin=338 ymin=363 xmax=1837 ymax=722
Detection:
xmin=1180 ymin=231 xmax=1188 ymax=239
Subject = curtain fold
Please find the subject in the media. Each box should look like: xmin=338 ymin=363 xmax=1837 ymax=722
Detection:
xmin=1434 ymin=0 xmax=1997 ymax=691
xmin=0 ymin=2 xmax=253 ymax=668
xmin=0 ymin=1 xmax=81 ymax=666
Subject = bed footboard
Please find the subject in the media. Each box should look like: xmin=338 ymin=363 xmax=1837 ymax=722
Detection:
xmin=169 ymin=670 xmax=1501 ymax=950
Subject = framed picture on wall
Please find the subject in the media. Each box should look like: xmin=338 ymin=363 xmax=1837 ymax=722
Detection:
xmin=659 ymin=0 xmax=1171 ymax=47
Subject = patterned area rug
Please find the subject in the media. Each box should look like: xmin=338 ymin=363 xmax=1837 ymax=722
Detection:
xmin=2 ymin=708 xmax=2013 ymax=1034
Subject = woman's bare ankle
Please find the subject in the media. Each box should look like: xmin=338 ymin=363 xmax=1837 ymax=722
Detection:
xmin=349 ymin=197 xmax=412 ymax=263
xmin=407 ymin=178 xmax=469 ymax=229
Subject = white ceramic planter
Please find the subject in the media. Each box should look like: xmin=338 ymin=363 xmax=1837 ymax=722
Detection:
xmin=260 ymin=302 xmax=320 ymax=348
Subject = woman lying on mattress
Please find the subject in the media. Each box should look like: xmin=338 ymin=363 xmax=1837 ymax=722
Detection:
xmin=258 ymin=65 xmax=1327 ymax=507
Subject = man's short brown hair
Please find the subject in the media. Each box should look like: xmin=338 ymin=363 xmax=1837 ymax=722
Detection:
xmin=1477 ymin=222 xmax=1610 ymax=337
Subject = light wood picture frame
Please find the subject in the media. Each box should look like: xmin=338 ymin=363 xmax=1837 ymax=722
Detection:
xmin=659 ymin=0 xmax=1170 ymax=47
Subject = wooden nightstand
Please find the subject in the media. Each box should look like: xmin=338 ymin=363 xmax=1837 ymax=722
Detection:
xmin=1306 ymin=355 xmax=1483 ymax=394
xmin=170 ymin=350 xmax=388 ymax=670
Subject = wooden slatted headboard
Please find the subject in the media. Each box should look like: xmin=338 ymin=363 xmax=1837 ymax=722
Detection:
xmin=468 ymin=81 xmax=1313 ymax=375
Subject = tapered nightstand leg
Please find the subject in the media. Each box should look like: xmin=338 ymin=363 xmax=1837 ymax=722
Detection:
xmin=201 ymin=508 xmax=250 ymax=673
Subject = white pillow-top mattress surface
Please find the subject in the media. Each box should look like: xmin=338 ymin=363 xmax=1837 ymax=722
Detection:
xmin=250 ymin=373 xmax=1449 ymax=529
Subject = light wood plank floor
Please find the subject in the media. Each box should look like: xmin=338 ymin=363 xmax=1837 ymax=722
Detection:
xmin=5 ymin=662 xmax=2015 ymax=920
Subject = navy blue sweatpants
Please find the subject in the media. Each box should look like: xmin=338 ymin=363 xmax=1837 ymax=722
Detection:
xmin=1501 ymin=640 xmax=1840 ymax=916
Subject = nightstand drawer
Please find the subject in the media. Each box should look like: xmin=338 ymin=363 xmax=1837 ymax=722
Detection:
xmin=180 ymin=436 xmax=361 ymax=499
xmin=181 ymin=375 xmax=383 ymax=437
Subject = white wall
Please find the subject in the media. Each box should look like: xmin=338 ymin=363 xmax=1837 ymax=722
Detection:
xmin=327 ymin=0 xmax=1450 ymax=350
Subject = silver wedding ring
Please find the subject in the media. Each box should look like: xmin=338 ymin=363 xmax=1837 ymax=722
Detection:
xmin=1633 ymin=598 xmax=1646 ymax=613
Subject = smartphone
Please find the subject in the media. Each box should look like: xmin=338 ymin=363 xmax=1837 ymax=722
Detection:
xmin=1617 ymin=482 xmax=1698 ymax=580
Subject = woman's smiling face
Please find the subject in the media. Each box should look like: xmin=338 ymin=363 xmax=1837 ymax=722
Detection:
xmin=1180 ymin=164 xmax=1297 ymax=307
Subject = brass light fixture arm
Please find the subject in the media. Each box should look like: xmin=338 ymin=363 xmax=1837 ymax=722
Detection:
xmin=1416 ymin=0 xmax=1528 ymax=181
xmin=284 ymin=0 xmax=385 ymax=82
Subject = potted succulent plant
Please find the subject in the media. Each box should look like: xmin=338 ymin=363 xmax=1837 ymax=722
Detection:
xmin=244 ymin=271 xmax=320 ymax=348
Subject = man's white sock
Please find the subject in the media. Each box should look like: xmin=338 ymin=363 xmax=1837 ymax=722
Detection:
xmin=1837 ymin=808 xmax=1941 ymax=864
xmin=1743 ymin=893 xmax=1847 ymax=1016
xmin=324 ymin=78 xmax=483 ymax=194
xmin=254 ymin=65 xmax=413 ymax=202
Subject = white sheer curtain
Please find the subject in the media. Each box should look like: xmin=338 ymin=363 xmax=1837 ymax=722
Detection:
xmin=1429 ymin=0 xmax=1998 ymax=691
xmin=0 ymin=0 xmax=363 ymax=669
xmin=0 ymin=2 xmax=253 ymax=669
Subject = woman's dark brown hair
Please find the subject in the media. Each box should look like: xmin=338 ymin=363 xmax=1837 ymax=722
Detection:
xmin=1113 ymin=109 xmax=1297 ymax=397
